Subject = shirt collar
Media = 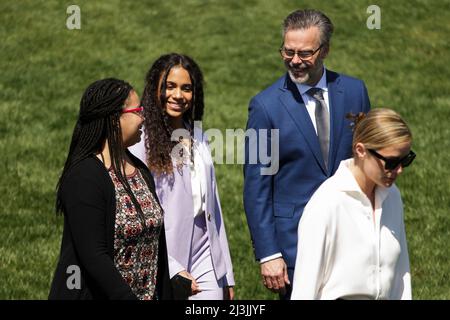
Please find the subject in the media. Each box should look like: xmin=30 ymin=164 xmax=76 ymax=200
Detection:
xmin=334 ymin=158 xmax=391 ymax=204
xmin=296 ymin=67 xmax=327 ymax=96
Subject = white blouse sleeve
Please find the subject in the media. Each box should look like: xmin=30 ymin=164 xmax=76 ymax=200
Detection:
xmin=390 ymin=204 xmax=412 ymax=300
xmin=291 ymin=199 xmax=331 ymax=300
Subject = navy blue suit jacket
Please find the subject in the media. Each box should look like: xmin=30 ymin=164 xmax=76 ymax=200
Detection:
xmin=243 ymin=70 xmax=371 ymax=270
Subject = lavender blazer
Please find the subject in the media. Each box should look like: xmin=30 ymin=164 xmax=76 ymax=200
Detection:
xmin=129 ymin=129 xmax=235 ymax=286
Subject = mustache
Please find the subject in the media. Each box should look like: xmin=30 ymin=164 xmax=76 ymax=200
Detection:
xmin=288 ymin=63 xmax=309 ymax=70
xmin=289 ymin=66 xmax=309 ymax=74
xmin=290 ymin=66 xmax=308 ymax=70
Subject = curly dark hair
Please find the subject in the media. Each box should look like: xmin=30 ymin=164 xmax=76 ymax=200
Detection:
xmin=141 ymin=53 xmax=204 ymax=174
xmin=55 ymin=78 xmax=145 ymax=219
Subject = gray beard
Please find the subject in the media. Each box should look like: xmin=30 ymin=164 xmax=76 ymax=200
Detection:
xmin=288 ymin=69 xmax=309 ymax=84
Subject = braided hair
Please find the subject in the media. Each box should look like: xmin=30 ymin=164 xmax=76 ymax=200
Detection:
xmin=141 ymin=53 xmax=204 ymax=175
xmin=55 ymin=78 xmax=144 ymax=219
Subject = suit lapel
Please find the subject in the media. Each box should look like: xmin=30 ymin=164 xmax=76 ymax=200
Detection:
xmin=326 ymin=70 xmax=345 ymax=174
xmin=278 ymin=74 xmax=327 ymax=174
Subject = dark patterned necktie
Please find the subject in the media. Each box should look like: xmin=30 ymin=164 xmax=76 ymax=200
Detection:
xmin=306 ymin=87 xmax=330 ymax=170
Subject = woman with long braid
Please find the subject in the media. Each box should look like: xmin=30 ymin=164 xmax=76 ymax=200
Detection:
xmin=49 ymin=78 xmax=172 ymax=300
xmin=130 ymin=53 xmax=235 ymax=300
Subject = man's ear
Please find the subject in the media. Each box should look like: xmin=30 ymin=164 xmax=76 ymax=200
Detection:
xmin=320 ymin=44 xmax=330 ymax=59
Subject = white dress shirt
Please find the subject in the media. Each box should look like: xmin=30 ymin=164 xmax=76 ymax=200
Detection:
xmin=296 ymin=67 xmax=330 ymax=135
xmin=291 ymin=159 xmax=411 ymax=300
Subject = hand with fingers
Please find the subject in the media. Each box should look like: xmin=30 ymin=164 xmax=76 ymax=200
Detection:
xmin=260 ymin=257 xmax=290 ymax=294
xmin=177 ymin=270 xmax=201 ymax=296
xmin=223 ymin=286 xmax=235 ymax=300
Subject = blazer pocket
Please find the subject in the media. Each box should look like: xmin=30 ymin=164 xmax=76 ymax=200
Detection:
xmin=273 ymin=202 xmax=296 ymax=218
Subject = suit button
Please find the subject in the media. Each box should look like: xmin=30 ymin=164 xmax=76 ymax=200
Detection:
xmin=207 ymin=213 xmax=212 ymax=221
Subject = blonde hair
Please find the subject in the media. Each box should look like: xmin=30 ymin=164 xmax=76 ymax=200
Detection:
xmin=349 ymin=108 xmax=412 ymax=152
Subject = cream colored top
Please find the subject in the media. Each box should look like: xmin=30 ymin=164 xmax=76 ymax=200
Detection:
xmin=189 ymin=140 xmax=206 ymax=218
xmin=291 ymin=159 xmax=411 ymax=300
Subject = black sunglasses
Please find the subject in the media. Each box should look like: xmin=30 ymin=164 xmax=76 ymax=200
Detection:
xmin=368 ymin=149 xmax=416 ymax=170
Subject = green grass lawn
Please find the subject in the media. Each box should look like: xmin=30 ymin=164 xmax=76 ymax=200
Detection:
xmin=1 ymin=0 xmax=449 ymax=299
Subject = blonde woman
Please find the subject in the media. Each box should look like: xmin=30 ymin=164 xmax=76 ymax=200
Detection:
xmin=291 ymin=108 xmax=415 ymax=300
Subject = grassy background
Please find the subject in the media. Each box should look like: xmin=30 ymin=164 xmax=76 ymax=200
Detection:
xmin=0 ymin=0 xmax=449 ymax=299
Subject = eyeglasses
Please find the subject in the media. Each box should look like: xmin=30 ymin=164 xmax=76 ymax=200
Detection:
xmin=279 ymin=44 xmax=323 ymax=60
xmin=368 ymin=149 xmax=416 ymax=170
xmin=122 ymin=106 xmax=144 ymax=118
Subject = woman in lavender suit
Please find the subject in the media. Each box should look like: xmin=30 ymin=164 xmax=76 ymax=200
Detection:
xmin=129 ymin=53 xmax=235 ymax=300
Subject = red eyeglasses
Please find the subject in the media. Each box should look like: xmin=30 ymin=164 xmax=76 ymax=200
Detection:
xmin=122 ymin=106 xmax=144 ymax=117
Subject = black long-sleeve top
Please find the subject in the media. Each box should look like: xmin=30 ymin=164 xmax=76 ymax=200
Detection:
xmin=49 ymin=152 xmax=172 ymax=300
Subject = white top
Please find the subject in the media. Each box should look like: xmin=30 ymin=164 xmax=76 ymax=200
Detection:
xmin=189 ymin=140 xmax=207 ymax=217
xmin=295 ymin=67 xmax=330 ymax=134
xmin=291 ymin=159 xmax=411 ymax=300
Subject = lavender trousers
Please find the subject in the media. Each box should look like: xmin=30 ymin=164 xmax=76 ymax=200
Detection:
xmin=188 ymin=212 xmax=224 ymax=300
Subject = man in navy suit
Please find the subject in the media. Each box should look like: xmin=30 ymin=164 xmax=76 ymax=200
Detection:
xmin=243 ymin=9 xmax=371 ymax=299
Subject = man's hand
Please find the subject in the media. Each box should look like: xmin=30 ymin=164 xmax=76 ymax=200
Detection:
xmin=260 ymin=258 xmax=290 ymax=294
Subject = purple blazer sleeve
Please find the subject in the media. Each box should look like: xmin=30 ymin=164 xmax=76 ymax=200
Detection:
xmin=129 ymin=128 xmax=235 ymax=285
